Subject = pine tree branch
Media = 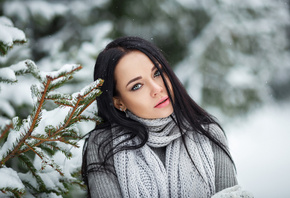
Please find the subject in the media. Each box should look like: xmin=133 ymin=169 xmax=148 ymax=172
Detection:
xmin=50 ymin=66 xmax=82 ymax=81
xmin=18 ymin=154 xmax=46 ymax=191
xmin=64 ymin=97 xmax=82 ymax=127
xmin=23 ymin=142 xmax=43 ymax=160
xmin=76 ymin=95 xmax=95 ymax=118
xmin=1 ymin=65 xmax=103 ymax=197
xmin=21 ymin=95 xmax=87 ymax=153
xmin=0 ymin=123 xmax=13 ymax=140
xmin=0 ymin=187 xmax=24 ymax=198
xmin=30 ymin=136 xmax=62 ymax=142
xmin=0 ymin=78 xmax=52 ymax=166
xmin=53 ymin=101 xmax=74 ymax=108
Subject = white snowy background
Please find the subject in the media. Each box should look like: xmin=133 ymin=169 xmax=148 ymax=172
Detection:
xmin=225 ymin=102 xmax=290 ymax=198
xmin=1 ymin=0 xmax=290 ymax=197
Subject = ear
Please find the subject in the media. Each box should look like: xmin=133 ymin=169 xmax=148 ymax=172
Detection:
xmin=113 ymin=97 xmax=127 ymax=111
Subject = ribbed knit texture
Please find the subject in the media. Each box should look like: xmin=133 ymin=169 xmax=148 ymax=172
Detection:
xmin=113 ymin=112 xmax=215 ymax=198
xmin=86 ymin=115 xmax=237 ymax=197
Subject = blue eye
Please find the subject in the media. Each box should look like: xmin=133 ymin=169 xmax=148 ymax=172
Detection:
xmin=154 ymin=70 xmax=161 ymax=78
xmin=131 ymin=83 xmax=142 ymax=91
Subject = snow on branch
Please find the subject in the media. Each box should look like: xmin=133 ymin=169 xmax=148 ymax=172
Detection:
xmin=0 ymin=60 xmax=103 ymax=197
xmin=0 ymin=167 xmax=25 ymax=197
xmin=0 ymin=61 xmax=30 ymax=84
xmin=0 ymin=16 xmax=26 ymax=55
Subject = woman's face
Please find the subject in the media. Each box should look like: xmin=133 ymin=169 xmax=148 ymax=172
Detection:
xmin=113 ymin=51 xmax=174 ymax=119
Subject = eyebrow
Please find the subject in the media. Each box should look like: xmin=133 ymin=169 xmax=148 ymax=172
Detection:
xmin=126 ymin=76 xmax=142 ymax=87
xmin=126 ymin=65 xmax=157 ymax=87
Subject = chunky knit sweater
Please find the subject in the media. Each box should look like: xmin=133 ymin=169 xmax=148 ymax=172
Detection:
xmin=86 ymin=124 xmax=237 ymax=197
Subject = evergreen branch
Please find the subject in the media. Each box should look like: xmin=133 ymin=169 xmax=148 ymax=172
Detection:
xmin=76 ymin=115 xmax=100 ymax=123
xmin=0 ymin=78 xmax=17 ymax=84
xmin=0 ymin=78 xmax=52 ymax=165
xmin=45 ymin=93 xmax=72 ymax=101
xmin=53 ymin=100 xmax=74 ymax=108
xmin=69 ymin=79 xmax=103 ymax=122
xmin=0 ymin=187 xmax=24 ymax=198
xmin=0 ymin=39 xmax=26 ymax=56
xmin=23 ymin=143 xmax=65 ymax=176
xmin=62 ymin=97 xmax=82 ymax=128
xmin=23 ymin=142 xmax=43 ymax=160
xmin=48 ymin=75 xmax=73 ymax=92
xmin=20 ymin=154 xmax=64 ymax=195
xmin=30 ymin=136 xmax=62 ymax=142
xmin=22 ymin=81 xmax=103 ymax=153
xmin=20 ymin=126 xmax=79 ymax=154
xmin=46 ymin=143 xmax=73 ymax=158
xmin=20 ymin=136 xmax=73 ymax=154
xmin=21 ymin=181 xmax=38 ymax=195
xmin=61 ymin=129 xmax=80 ymax=138
xmin=76 ymin=94 xmax=97 ymax=118
xmin=25 ymin=60 xmax=42 ymax=80
xmin=0 ymin=122 xmax=13 ymax=140
xmin=18 ymin=154 xmax=46 ymax=191
xmin=1 ymin=65 xmax=103 ymax=196
xmin=48 ymin=80 xmax=104 ymax=138
xmin=49 ymin=65 xmax=82 ymax=81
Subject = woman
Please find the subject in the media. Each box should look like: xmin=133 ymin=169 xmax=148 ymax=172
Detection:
xmin=82 ymin=36 xmax=238 ymax=198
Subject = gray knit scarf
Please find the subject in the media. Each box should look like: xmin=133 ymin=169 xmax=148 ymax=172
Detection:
xmin=113 ymin=112 xmax=215 ymax=198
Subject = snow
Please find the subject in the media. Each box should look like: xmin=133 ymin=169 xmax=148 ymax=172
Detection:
xmin=3 ymin=2 xmax=29 ymax=23
xmin=0 ymin=16 xmax=26 ymax=46
xmin=0 ymin=167 xmax=25 ymax=190
xmin=0 ymin=128 xmax=23 ymax=161
xmin=0 ymin=60 xmax=30 ymax=83
xmin=27 ymin=2 xmax=68 ymax=22
xmin=38 ymin=171 xmax=65 ymax=190
xmin=10 ymin=60 xmax=30 ymax=73
xmin=0 ymin=98 xmax=15 ymax=117
xmin=0 ymin=117 xmax=10 ymax=129
xmin=18 ymin=172 xmax=37 ymax=191
xmin=0 ymin=68 xmax=16 ymax=82
xmin=226 ymin=102 xmax=290 ymax=198
xmin=0 ymin=74 xmax=34 ymax=106
xmin=31 ymin=108 xmax=71 ymax=137
xmin=0 ymin=115 xmax=33 ymax=160
xmin=53 ymin=140 xmax=84 ymax=178
xmin=39 ymin=64 xmax=81 ymax=80
xmin=38 ymin=193 xmax=62 ymax=198
xmin=72 ymin=79 xmax=102 ymax=98
xmin=0 ymin=16 xmax=13 ymax=27
xmin=225 ymin=67 xmax=255 ymax=87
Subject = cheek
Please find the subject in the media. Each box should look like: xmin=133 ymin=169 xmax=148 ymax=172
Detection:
xmin=121 ymin=91 xmax=150 ymax=111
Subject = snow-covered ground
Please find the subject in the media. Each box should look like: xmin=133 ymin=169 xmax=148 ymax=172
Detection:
xmin=225 ymin=102 xmax=290 ymax=198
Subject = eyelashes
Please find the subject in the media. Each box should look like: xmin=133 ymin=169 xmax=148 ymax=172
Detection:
xmin=131 ymin=83 xmax=142 ymax=91
xmin=130 ymin=69 xmax=162 ymax=91
xmin=153 ymin=70 xmax=161 ymax=78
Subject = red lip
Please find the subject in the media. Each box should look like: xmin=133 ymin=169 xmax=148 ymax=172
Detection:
xmin=154 ymin=96 xmax=170 ymax=108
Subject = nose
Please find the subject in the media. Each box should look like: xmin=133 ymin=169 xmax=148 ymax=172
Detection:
xmin=150 ymin=80 xmax=163 ymax=97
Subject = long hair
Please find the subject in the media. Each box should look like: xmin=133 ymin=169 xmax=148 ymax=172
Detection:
xmin=82 ymin=36 xmax=234 ymax=193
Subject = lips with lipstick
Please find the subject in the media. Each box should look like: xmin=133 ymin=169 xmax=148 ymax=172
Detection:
xmin=154 ymin=96 xmax=170 ymax=108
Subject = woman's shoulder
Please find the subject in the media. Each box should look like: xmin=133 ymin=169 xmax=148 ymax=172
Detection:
xmin=86 ymin=127 xmax=112 ymax=146
xmin=85 ymin=126 xmax=114 ymax=164
xmin=88 ymin=127 xmax=110 ymax=137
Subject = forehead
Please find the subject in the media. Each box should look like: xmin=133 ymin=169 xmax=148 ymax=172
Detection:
xmin=114 ymin=51 xmax=154 ymax=80
xmin=118 ymin=50 xmax=153 ymax=69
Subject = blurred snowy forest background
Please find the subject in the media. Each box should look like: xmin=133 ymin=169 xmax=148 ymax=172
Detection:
xmin=0 ymin=0 xmax=290 ymax=197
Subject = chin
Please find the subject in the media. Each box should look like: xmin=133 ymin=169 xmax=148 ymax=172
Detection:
xmin=153 ymin=110 xmax=173 ymax=119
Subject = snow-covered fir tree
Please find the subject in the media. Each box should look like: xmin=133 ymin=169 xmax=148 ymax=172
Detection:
xmin=0 ymin=16 xmax=103 ymax=197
